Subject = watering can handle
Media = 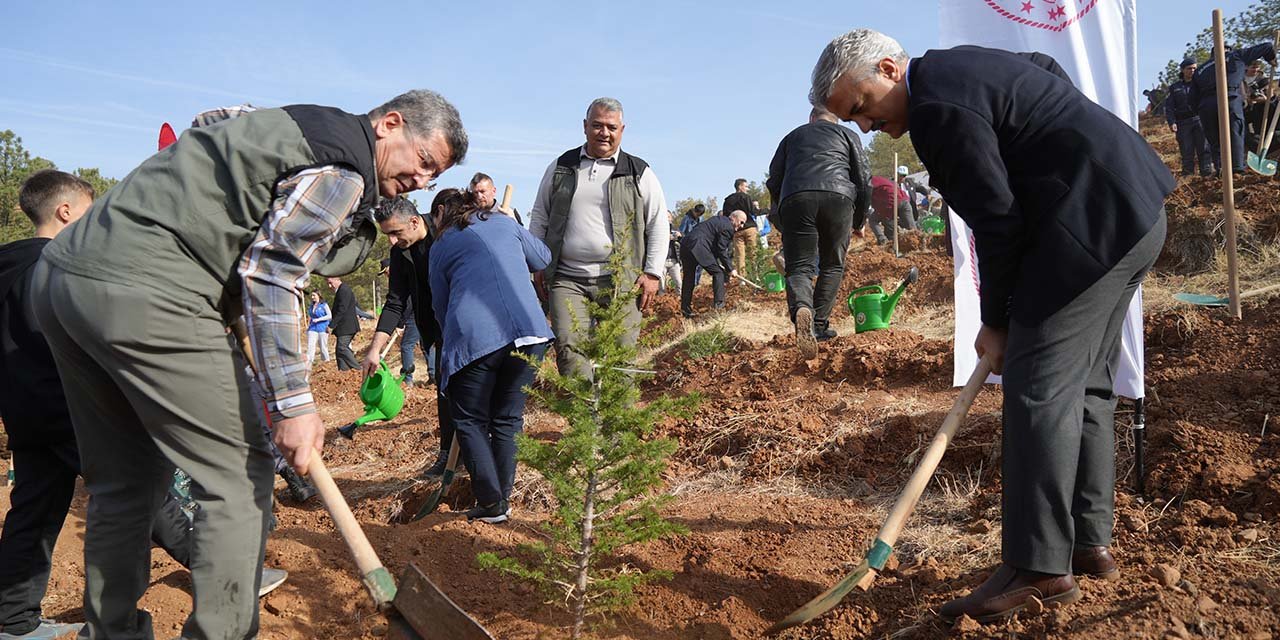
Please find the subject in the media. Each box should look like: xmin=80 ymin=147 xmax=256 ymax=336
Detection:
xmin=849 ymin=285 xmax=886 ymax=297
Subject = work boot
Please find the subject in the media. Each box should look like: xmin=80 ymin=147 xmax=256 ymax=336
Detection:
xmin=258 ymin=567 xmax=289 ymax=598
xmin=794 ymin=307 xmax=818 ymax=360
xmin=1071 ymin=546 xmax=1120 ymax=581
xmin=466 ymin=500 xmax=510 ymax=524
xmin=279 ymin=466 xmax=317 ymax=504
xmin=423 ymin=449 xmax=450 ymax=478
xmin=938 ymin=564 xmax=1080 ymax=624
xmin=0 ymin=619 xmax=84 ymax=639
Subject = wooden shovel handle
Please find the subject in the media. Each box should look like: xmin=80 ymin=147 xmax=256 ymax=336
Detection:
xmin=308 ymin=452 xmax=396 ymax=607
xmin=500 ymin=184 xmax=514 ymax=212
xmin=873 ymin=357 xmax=992 ymax=549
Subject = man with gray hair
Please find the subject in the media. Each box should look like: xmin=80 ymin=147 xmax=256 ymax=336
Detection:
xmin=528 ymin=97 xmax=670 ymax=377
xmin=32 ymin=91 xmax=466 ymax=639
xmin=810 ymin=29 xmax=1173 ymax=623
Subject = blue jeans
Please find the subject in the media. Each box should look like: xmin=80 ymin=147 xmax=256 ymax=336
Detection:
xmin=399 ymin=322 xmax=436 ymax=382
xmin=446 ymin=342 xmax=547 ymax=506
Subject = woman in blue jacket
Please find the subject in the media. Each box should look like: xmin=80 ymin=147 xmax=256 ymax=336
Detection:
xmin=305 ymin=291 xmax=332 ymax=369
xmin=429 ymin=189 xmax=553 ymax=523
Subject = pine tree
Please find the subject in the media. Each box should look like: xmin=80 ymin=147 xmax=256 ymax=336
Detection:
xmin=477 ymin=240 xmax=697 ymax=639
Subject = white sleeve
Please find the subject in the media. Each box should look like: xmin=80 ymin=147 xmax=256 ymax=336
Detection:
xmin=526 ymin=160 xmax=559 ymax=241
xmin=638 ymin=167 xmax=670 ymax=277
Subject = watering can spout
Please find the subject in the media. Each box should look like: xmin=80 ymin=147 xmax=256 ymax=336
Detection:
xmin=883 ymin=266 xmax=919 ymax=323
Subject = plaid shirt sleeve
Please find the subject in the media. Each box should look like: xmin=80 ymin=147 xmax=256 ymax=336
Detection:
xmin=239 ymin=165 xmax=365 ymax=422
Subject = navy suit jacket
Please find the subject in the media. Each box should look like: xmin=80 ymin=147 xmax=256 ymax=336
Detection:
xmin=908 ymin=46 xmax=1174 ymax=327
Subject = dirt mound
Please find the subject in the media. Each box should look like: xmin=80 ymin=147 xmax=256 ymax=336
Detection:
xmin=1140 ymin=115 xmax=1280 ymax=275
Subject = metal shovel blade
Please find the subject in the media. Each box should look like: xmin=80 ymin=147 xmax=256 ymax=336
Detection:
xmin=1174 ymin=292 xmax=1229 ymax=307
xmin=1247 ymin=151 xmax=1277 ymax=177
xmin=388 ymin=564 xmax=495 ymax=640
xmin=767 ymin=560 xmax=874 ymax=635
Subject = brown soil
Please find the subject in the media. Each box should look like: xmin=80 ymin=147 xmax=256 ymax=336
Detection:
xmin=1141 ymin=115 xmax=1280 ymax=275
xmin=4 ymin=124 xmax=1280 ymax=640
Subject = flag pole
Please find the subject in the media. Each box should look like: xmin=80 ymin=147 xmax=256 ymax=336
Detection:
xmin=892 ymin=153 xmax=900 ymax=258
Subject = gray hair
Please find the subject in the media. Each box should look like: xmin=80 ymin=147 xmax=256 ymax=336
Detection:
xmin=372 ymin=196 xmax=420 ymax=223
xmin=809 ymin=29 xmax=908 ymax=108
xmin=368 ymin=89 xmax=469 ymax=165
xmin=728 ymin=210 xmax=748 ymax=223
xmin=585 ymin=97 xmax=624 ymax=120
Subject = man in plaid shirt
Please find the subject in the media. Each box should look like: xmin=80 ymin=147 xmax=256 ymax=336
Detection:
xmin=32 ymin=91 xmax=467 ymax=640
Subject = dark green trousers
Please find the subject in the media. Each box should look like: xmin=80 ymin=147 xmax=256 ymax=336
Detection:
xmin=31 ymin=262 xmax=272 ymax=640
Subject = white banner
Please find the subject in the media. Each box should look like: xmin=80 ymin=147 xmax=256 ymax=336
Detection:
xmin=940 ymin=0 xmax=1145 ymax=398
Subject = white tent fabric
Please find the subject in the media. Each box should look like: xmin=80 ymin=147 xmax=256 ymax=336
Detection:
xmin=938 ymin=0 xmax=1145 ymax=398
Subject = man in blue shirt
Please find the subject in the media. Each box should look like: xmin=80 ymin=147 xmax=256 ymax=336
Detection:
xmin=1166 ymin=58 xmax=1214 ymax=177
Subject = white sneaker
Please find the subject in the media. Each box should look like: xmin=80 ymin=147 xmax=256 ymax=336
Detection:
xmin=259 ymin=567 xmax=288 ymax=598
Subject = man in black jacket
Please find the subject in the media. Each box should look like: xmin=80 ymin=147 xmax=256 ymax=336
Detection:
xmin=327 ymin=276 xmax=360 ymax=370
xmin=1190 ymin=41 xmax=1276 ymax=174
xmin=812 ymin=30 xmax=1175 ymax=622
xmin=1166 ymin=58 xmax=1215 ymax=177
xmin=364 ymin=196 xmax=454 ymax=476
xmin=722 ymin=179 xmax=759 ymax=274
xmin=679 ymin=211 xmax=744 ymax=318
xmin=766 ymin=107 xmax=871 ymax=359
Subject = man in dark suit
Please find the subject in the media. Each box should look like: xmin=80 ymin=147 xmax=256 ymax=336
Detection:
xmin=678 ymin=210 xmax=744 ymax=318
xmin=811 ymin=29 xmax=1175 ymax=622
xmin=326 ymin=277 xmax=359 ymax=370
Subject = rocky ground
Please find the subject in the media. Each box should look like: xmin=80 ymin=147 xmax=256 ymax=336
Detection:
xmin=2 ymin=115 xmax=1279 ymax=639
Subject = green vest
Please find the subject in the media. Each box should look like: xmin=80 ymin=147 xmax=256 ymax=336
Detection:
xmin=542 ymin=147 xmax=649 ymax=283
xmin=44 ymin=105 xmax=379 ymax=316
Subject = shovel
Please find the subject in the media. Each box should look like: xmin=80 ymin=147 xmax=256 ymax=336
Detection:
xmin=309 ymin=454 xmax=494 ymax=640
xmin=732 ymin=272 xmax=766 ymax=291
xmin=768 ymin=357 xmax=993 ymax=634
xmin=406 ymin=436 xmax=462 ymax=522
xmin=1247 ymin=31 xmax=1280 ymax=177
xmin=1174 ymin=282 xmax=1280 ymax=307
xmin=230 ymin=320 xmax=494 ymax=639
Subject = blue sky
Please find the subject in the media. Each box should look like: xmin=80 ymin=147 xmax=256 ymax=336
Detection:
xmin=0 ymin=1 xmax=1254 ymax=216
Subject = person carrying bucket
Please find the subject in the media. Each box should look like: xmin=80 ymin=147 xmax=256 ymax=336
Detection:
xmin=766 ymin=106 xmax=872 ymax=359
xmin=428 ymin=189 xmax=553 ymax=524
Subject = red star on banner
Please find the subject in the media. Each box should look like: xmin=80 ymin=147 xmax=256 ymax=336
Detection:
xmin=1021 ymin=1 xmax=1034 ymax=13
xmin=1047 ymin=5 xmax=1066 ymax=20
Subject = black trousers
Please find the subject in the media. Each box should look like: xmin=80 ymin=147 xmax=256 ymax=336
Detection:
xmin=1175 ymin=117 xmax=1214 ymax=177
xmin=447 ymin=342 xmax=546 ymax=506
xmin=334 ymin=333 xmax=358 ymax=370
xmin=679 ymin=248 xmax=725 ymax=315
xmin=1200 ymin=101 xmax=1245 ymax=172
xmin=0 ymin=441 xmax=191 ymax=634
xmin=779 ymin=191 xmax=853 ymax=325
xmin=1001 ymin=214 xmax=1165 ymax=575
xmin=434 ymin=345 xmax=454 ymax=452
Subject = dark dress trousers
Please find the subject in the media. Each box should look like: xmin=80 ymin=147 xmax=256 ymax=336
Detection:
xmin=907 ymin=46 xmax=1174 ymax=575
xmin=329 ymin=282 xmax=359 ymax=370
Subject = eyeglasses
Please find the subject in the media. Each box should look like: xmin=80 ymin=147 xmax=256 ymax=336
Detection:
xmin=417 ymin=144 xmax=441 ymax=191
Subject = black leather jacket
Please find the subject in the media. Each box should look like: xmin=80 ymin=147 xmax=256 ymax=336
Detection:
xmin=766 ymin=120 xmax=872 ymax=224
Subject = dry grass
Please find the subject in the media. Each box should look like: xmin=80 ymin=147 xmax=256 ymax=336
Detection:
xmin=1217 ymin=541 xmax=1280 ymax=577
xmin=1146 ymin=243 xmax=1280 ymax=314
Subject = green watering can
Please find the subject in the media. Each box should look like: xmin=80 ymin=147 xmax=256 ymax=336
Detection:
xmin=762 ymin=271 xmax=785 ymax=292
xmin=918 ymin=215 xmax=945 ymax=236
xmin=337 ymin=361 xmax=404 ymax=439
xmin=846 ymin=267 xmax=919 ymax=333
